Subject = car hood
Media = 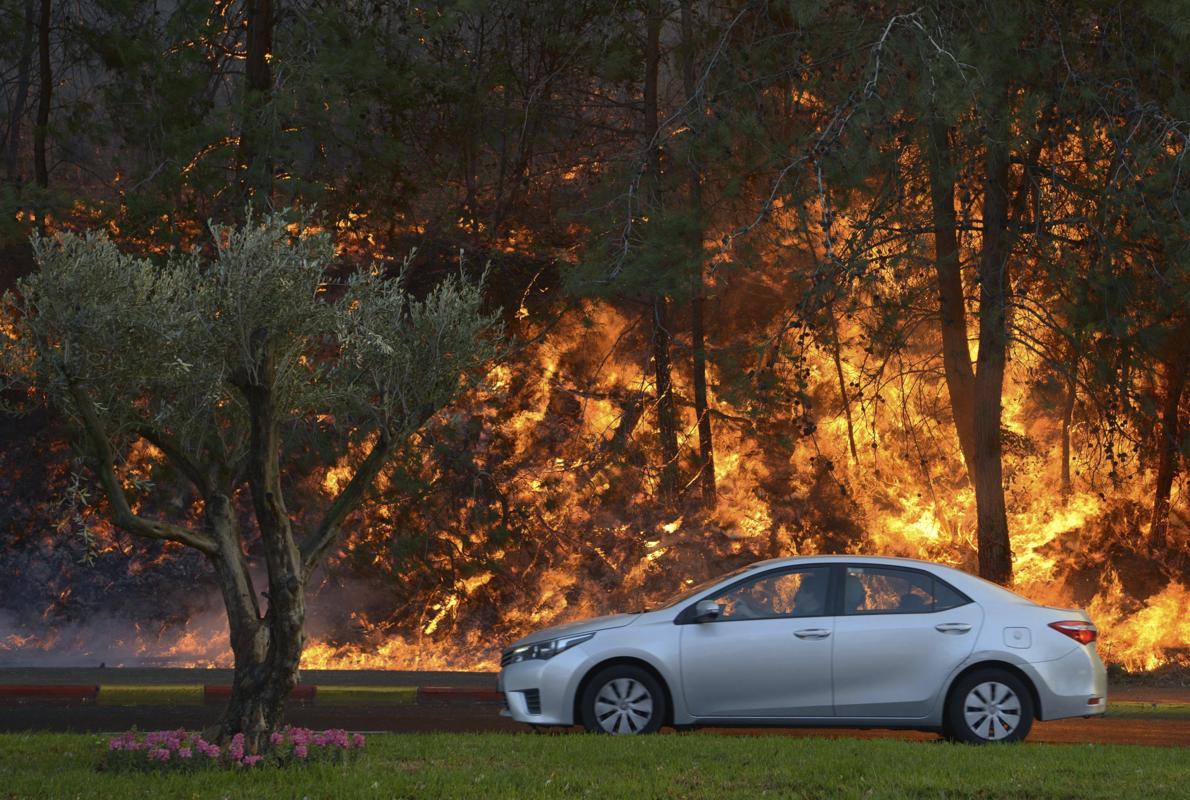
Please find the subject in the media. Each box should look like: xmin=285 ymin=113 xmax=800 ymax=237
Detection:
xmin=508 ymin=613 xmax=639 ymax=648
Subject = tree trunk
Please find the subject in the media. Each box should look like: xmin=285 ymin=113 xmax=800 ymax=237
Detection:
xmin=238 ymin=0 xmax=274 ymax=205
xmin=1150 ymin=320 xmax=1190 ymax=551
xmin=217 ymin=606 xmax=303 ymax=752
xmin=642 ymin=0 xmax=661 ymax=203
xmin=33 ymin=0 xmax=50 ymax=191
xmin=831 ymin=311 xmax=859 ymax=463
xmin=3 ymin=0 xmax=35 ymax=184
xmin=643 ymin=0 xmax=680 ymax=502
xmin=690 ymin=285 xmax=715 ymax=505
xmin=651 ymin=298 xmax=681 ymax=500
xmin=680 ymin=0 xmax=715 ymax=508
xmin=1060 ymin=359 xmax=1078 ymax=499
xmin=970 ymin=113 xmax=1014 ymax=586
xmin=205 ymin=492 xmax=274 ymax=747
xmin=926 ymin=121 xmax=977 ymax=475
xmin=224 ymin=333 xmax=307 ymax=747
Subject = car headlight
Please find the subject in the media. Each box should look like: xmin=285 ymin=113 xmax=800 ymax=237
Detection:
xmin=505 ymin=632 xmax=595 ymax=664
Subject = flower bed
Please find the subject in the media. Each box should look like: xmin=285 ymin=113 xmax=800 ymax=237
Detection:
xmin=104 ymin=728 xmax=365 ymax=771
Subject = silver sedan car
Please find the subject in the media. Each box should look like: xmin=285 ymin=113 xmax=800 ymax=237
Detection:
xmin=498 ymin=555 xmax=1106 ymax=742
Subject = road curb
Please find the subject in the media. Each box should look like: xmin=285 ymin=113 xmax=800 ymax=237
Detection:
xmin=203 ymin=684 xmax=317 ymax=702
xmin=417 ymin=686 xmax=503 ymax=703
xmin=0 ymin=683 xmax=502 ymax=706
xmin=97 ymin=684 xmax=204 ymax=706
xmin=314 ymin=686 xmax=419 ymax=706
xmin=0 ymin=685 xmax=98 ymax=700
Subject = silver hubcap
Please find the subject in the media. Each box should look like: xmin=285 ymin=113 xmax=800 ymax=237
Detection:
xmin=594 ymin=678 xmax=653 ymax=734
xmin=963 ymin=681 xmax=1022 ymax=740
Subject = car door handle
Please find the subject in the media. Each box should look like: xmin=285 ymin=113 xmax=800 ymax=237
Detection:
xmin=935 ymin=622 xmax=972 ymax=634
xmin=794 ymin=628 xmax=832 ymax=639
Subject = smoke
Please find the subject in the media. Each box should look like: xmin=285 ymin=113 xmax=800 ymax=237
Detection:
xmin=0 ymin=565 xmax=413 ymax=669
xmin=0 ymin=606 xmax=229 ymax=667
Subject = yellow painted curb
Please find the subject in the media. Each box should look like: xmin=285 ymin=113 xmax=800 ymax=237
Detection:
xmin=315 ymin=686 xmax=419 ymax=705
xmin=96 ymin=684 xmax=205 ymax=706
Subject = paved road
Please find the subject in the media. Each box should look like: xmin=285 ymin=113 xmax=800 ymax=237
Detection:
xmin=2 ymin=669 xmax=1187 ymax=746
xmin=3 ymin=669 xmax=1186 ymax=702
xmin=2 ymin=700 xmax=1188 ymax=746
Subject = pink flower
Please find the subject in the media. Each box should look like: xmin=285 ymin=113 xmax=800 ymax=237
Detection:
xmin=103 ymin=727 xmax=376 ymax=770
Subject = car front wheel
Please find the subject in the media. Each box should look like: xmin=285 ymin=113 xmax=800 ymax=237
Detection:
xmin=579 ymin=665 xmax=666 ymax=735
xmin=944 ymin=668 xmax=1035 ymax=743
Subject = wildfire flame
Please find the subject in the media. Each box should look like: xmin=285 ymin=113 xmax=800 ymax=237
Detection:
xmin=2 ymin=215 xmax=1187 ymax=676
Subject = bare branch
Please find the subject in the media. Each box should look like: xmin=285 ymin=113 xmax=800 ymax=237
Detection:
xmin=300 ymin=428 xmax=393 ymax=578
xmin=66 ymin=377 xmax=218 ymax=556
xmin=127 ymin=422 xmax=211 ymax=497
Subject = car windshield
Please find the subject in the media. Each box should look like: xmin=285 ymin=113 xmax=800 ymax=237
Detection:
xmin=647 ymin=565 xmax=757 ymax=611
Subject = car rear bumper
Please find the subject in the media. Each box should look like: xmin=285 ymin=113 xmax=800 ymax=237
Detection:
xmin=1026 ymin=644 xmax=1108 ymax=720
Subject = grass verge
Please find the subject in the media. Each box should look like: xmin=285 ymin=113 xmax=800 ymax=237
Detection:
xmin=1107 ymin=701 xmax=1190 ymax=719
xmin=1 ymin=732 xmax=1187 ymax=799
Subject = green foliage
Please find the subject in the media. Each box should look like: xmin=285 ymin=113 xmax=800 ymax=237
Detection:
xmin=2 ymin=208 xmax=499 ymax=472
xmin=330 ymin=255 xmax=501 ymax=436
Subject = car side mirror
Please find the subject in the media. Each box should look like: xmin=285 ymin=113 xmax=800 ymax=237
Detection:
xmin=693 ymin=600 xmax=721 ymax=623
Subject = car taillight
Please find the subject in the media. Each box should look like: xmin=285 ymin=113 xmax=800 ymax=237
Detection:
xmin=1049 ymin=620 xmax=1097 ymax=645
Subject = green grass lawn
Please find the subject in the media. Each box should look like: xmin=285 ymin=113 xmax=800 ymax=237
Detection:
xmin=1 ymin=732 xmax=1186 ymax=800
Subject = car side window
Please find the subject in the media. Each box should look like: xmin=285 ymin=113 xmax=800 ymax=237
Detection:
xmin=844 ymin=567 xmax=966 ymax=615
xmin=933 ymin=579 xmax=969 ymax=612
xmin=711 ymin=567 xmax=830 ymax=621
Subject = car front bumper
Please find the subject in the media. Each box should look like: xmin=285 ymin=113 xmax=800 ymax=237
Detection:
xmin=498 ymin=645 xmax=591 ymax=726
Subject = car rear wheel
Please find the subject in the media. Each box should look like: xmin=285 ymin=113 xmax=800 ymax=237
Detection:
xmin=579 ymin=666 xmax=666 ymax=735
xmin=944 ymin=668 xmax=1034 ymax=744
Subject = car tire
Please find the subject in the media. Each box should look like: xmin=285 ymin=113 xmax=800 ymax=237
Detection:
xmin=579 ymin=665 xmax=666 ymax=735
xmin=944 ymin=668 xmax=1034 ymax=744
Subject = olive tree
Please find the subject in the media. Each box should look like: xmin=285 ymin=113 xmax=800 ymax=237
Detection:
xmin=1 ymin=211 xmax=498 ymax=746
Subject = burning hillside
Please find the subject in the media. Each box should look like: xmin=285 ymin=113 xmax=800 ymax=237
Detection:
xmin=2 ymin=275 xmax=1187 ymax=674
xmin=0 ymin=1 xmax=1186 ymax=685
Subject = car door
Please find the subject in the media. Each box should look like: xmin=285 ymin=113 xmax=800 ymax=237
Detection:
xmin=679 ymin=565 xmax=834 ymax=718
xmin=832 ymin=564 xmax=983 ymax=718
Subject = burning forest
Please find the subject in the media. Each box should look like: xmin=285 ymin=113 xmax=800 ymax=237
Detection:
xmin=0 ymin=1 xmax=1187 ymax=682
